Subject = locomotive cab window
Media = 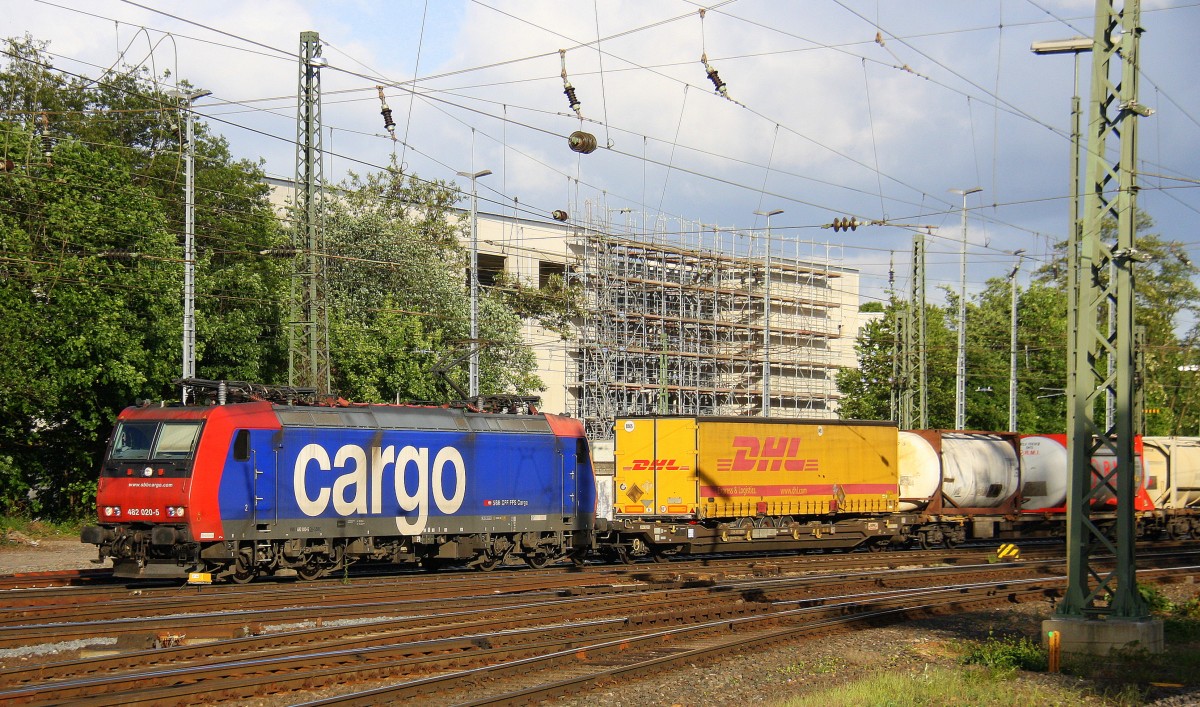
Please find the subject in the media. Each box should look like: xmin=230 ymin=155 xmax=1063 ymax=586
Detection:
xmin=111 ymin=421 xmax=203 ymax=461
xmin=110 ymin=421 xmax=158 ymax=460
xmin=151 ymin=422 xmax=203 ymax=459
xmin=234 ymin=430 xmax=250 ymax=461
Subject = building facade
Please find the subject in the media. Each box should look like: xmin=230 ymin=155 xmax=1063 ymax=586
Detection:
xmin=266 ymin=178 xmax=865 ymax=439
xmin=470 ymin=202 xmax=864 ymax=440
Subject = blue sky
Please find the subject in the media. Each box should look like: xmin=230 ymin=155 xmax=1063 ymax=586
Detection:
xmin=7 ymin=0 xmax=1199 ymax=318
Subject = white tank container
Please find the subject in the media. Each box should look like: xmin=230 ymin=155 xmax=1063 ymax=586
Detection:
xmin=897 ymin=432 xmax=940 ymax=511
xmin=940 ymin=433 xmax=1020 ymax=508
xmin=898 ymin=431 xmax=1020 ymax=510
xmin=1019 ymin=434 xmax=1147 ymax=510
xmin=1020 ymin=435 xmax=1070 ymax=509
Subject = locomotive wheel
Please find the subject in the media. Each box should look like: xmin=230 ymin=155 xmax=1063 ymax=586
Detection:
xmin=524 ymin=554 xmax=550 ymax=570
xmin=229 ymin=550 xmax=257 ymax=584
xmin=229 ymin=565 xmax=257 ymax=584
xmin=296 ymin=561 xmax=325 ymax=581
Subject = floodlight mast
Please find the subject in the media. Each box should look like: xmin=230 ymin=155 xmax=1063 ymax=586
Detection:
xmin=754 ymin=209 xmax=783 ymax=416
xmin=949 ymin=187 xmax=982 ymax=430
xmin=456 ymin=169 xmax=492 ymax=400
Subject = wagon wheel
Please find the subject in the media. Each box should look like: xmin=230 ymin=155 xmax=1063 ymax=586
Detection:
xmin=524 ymin=553 xmax=551 ymax=570
xmin=917 ymin=533 xmax=932 ymax=551
xmin=866 ymin=541 xmax=884 ymax=553
xmin=569 ymin=549 xmax=589 ymax=568
xmin=295 ymin=560 xmax=326 ymax=581
xmin=651 ymin=549 xmax=672 ymax=563
xmin=610 ymin=547 xmax=632 ymax=564
xmin=474 ymin=555 xmax=500 ymax=572
xmin=943 ymin=533 xmax=960 ymax=549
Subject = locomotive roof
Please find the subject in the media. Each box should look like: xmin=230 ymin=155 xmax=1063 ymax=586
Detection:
xmin=119 ymin=402 xmax=561 ymax=435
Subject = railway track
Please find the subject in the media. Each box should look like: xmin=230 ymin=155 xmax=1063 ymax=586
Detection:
xmin=0 ymin=549 xmax=1196 ymax=705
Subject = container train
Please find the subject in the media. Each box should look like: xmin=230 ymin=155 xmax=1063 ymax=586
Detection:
xmin=82 ymin=398 xmax=1200 ymax=581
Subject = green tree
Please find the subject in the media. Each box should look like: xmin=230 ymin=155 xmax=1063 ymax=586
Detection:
xmin=836 ymin=305 xmax=894 ymax=421
xmin=836 ymin=299 xmax=956 ymax=426
xmin=0 ymin=128 xmax=179 ymax=514
xmin=322 ymin=168 xmax=541 ymax=402
xmin=965 ymin=278 xmax=1068 ymax=433
xmin=841 ymin=209 xmax=1200 ymax=434
xmin=1034 ymin=213 xmax=1200 ymax=435
xmin=0 ymin=36 xmax=288 ymax=517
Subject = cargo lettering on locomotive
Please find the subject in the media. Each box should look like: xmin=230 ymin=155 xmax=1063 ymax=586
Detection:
xmin=719 ymin=435 xmax=818 ymax=472
xmin=294 ymin=442 xmax=466 ymax=535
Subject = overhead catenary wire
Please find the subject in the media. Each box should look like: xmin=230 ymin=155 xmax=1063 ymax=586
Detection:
xmin=25 ymin=0 xmax=1180 ymax=240
xmin=11 ymin=2 xmax=1200 ymax=289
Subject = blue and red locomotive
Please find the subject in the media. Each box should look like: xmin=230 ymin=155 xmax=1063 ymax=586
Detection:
xmin=81 ymin=391 xmax=595 ymax=582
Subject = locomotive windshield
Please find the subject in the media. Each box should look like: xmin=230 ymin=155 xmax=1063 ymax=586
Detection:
xmin=110 ymin=421 xmax=203 ymax=461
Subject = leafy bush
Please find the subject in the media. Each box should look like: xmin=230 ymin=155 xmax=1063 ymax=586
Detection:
xmin=1139 ymin=584 xmax=1174 ymax=613
xmin=962 ymin=634 xmax=1048 ymax=672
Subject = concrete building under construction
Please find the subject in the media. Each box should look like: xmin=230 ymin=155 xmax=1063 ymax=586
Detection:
xmin=265 ymin=179 xmax=863 ymax=440
xmin=463 ymin=200 xmax=862 ymax=440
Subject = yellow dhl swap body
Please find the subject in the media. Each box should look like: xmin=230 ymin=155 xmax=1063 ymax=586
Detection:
xmin=614 ymin=416 xmax=900 ymax=521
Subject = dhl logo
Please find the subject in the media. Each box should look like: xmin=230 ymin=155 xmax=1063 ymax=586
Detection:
xmin=624 ymin=459 xmax=692 ymax=472
xmin=716 ymin=436 xmax=818 ymax=472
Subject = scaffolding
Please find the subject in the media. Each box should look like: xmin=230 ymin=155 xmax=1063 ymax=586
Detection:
xmin=570 ymin=201 xmax=853 ymax=440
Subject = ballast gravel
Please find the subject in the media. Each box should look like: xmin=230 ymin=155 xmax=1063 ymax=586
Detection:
xmin=3 ymin=540 xmax=1200 ymax=706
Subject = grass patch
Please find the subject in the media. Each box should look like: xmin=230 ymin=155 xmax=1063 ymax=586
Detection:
xmin=779 ymin=664 xmax=1099 ymax=706
xmin=0 ymin=515 xmax=85 ymax=541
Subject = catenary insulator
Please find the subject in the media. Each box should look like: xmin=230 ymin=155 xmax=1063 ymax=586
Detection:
xmin=563 ymin=83 xmax=581 ymax=114
xmin=39 ymin=112 xmax=53 ymax=163
xmin=559 ymin=49 xmax=583 ymax=117
xmin=706 ymin=66 xmax=727 ymax=96
xmin=568 ymin=131 xmax=597 ymax=154
xmin=551 ymin=209 xmax=569 ymax=222
xmin=376 ymin=86 xmax=397 ymax=139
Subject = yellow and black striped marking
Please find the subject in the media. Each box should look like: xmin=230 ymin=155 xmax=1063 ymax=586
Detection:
xmin=996 ymin=543 xmax=1020 ymax=561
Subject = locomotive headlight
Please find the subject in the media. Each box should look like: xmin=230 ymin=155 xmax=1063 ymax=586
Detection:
xmin=167 ymin=506 xmax=186 ymax=517
xmin=142 ymin=467 xmax=153 ymax=478
xmin=104 ymin=506 xmax=121 ymax=517
xmin=103 ymin=506 xmax=113 ymax=517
